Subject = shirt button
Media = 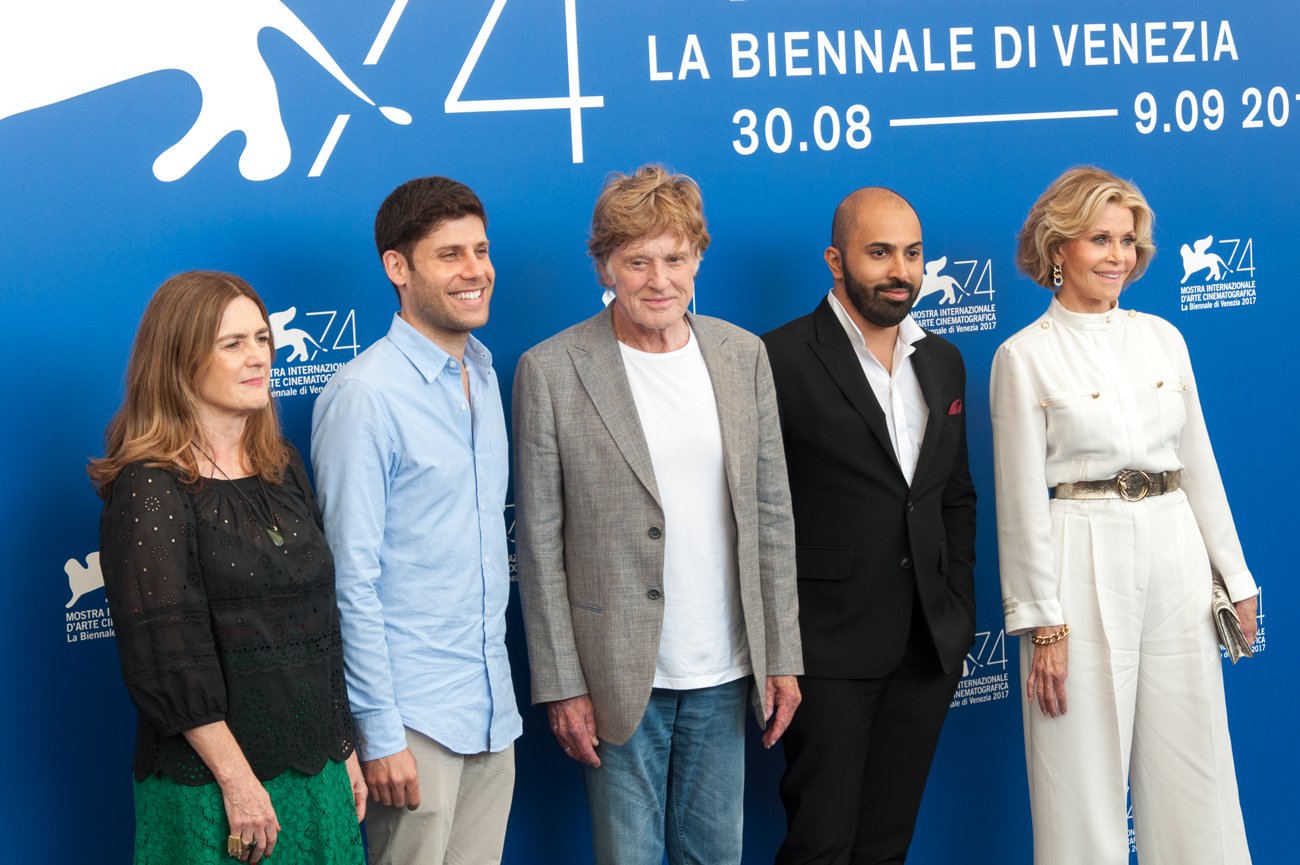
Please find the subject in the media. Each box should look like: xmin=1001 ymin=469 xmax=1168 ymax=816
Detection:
xmin=460 ymin=404 xmax=468 ymax=412
xmin=449 ymin=360 xmax=459 ymax=369
xmin=648 ymin=527 xmax=662 ymax=539
xmin=647 ymin=589 xmax=662 ymax=600
xmin=900 ymin=557 xmax=913 ymax=569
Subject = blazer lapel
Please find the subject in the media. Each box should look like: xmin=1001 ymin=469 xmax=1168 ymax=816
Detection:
xmin=808 ymin=299 xmax=902 ymax=476
xmin=570 ymin=307 xmax=662 ymax=506
xmin=692 ymin=315 xmax=745 ymax=507
xmin=910 ymin=336 xmax=946 ymax=482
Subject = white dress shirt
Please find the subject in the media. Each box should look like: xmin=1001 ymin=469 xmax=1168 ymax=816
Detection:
xmin=827 ymin=290 xmax=930 ymax=485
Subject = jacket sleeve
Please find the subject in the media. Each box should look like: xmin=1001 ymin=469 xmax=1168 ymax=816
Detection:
xmin=753 ymin=341 xmax=803 ymax=676
xmin=940 ymin=350 xmax=977 ymax=618
xmin=512 ymin=350 xmax=590 ymax=704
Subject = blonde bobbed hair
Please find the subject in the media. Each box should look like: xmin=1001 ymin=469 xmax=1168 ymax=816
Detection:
xmin=1016 ymin=166 xmax=1156 ymax=288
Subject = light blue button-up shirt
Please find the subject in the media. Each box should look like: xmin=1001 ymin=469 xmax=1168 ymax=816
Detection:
xmin=311 ymin=313 xmax=521 ymax=760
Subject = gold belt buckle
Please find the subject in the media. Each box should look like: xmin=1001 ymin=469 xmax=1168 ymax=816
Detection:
xmin=1116 ymin=469 xmax=1152 ymax=501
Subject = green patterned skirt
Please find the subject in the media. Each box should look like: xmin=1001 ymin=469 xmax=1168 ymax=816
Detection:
xmin=132 ymin=759 xmax=364 ymax=865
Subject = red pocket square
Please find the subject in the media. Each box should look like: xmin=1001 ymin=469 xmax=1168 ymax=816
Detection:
xmin=947 ymin=399 xmax=963 ymax=416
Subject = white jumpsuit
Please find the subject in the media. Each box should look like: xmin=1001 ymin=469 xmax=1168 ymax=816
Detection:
xmin=990 ymin=299 xmax=1255 ymax=865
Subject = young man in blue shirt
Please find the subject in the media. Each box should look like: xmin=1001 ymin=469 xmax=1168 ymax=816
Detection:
xmin=312 ymin=176 xmax=521 ymax=864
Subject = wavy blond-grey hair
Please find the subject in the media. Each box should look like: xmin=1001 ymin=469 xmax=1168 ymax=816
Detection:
xmin=1017 ymin=166 xmax=1156 ymax=288
xmin=587 ymin=165 xmax=711 ymax=286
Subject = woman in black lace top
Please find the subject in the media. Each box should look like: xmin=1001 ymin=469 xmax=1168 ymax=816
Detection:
xmin=91 ymin=272 xmax=366 ymax=865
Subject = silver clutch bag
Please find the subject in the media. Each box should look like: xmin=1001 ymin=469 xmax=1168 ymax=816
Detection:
xmin=1211 ymin=570 xmax=1254 ymax=664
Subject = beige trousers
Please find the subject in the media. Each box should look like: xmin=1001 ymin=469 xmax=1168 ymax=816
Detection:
xmin=1023 ymin=491 xmax=1251 ymax=865
xmin=364 ymin=730 xmax=515 ymax=865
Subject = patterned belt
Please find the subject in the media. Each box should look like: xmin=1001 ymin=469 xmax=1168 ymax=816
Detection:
xmin=1052 ymin=469 xmax=1182 ymax=502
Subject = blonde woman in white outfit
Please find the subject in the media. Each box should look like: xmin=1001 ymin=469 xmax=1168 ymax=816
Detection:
xmin=990 ymin=166 xmax=1257 ymax=865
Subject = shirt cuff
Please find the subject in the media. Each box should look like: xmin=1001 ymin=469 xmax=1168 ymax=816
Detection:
xmin=1219 ymin=569 xmax=1259 ymax=604
xmin=353 ymin=708 xmax=408 ymax=761
xmin=1002 ymin=596 xmax=1064 ymax=637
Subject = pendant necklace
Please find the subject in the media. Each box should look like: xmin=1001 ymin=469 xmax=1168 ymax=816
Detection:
xmin=195 ymin=444 xmax=286 ymax=547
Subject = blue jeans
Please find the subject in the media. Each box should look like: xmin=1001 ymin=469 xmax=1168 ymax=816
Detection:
xmin=583 ymin=678 xmax=748 ymax=865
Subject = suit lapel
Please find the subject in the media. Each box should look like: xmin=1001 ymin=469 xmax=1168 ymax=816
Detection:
xmin=693 ymin=315 xmax=745 ymax=508
xmin=570 ymin=307 xmax=661 ymax=506
xmin=910 ymin=336 xmax=946 ymax=482
xmin=808 ymin=299 xmax=902 ymax=476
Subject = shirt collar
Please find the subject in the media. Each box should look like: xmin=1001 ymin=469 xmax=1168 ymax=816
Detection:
xmin=1047 ymin=296 xmax=1124 ymax=331
xmin=384 ymin=312 xmax=493 ymax=383
xmin=827 ymin=290 xmax=926 ymax=352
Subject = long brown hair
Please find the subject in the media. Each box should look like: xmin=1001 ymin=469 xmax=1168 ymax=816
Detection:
xmin=89 ymin=271 xmax=289 ymax=494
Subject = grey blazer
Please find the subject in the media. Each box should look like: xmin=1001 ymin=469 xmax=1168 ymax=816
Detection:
xmin=512 ymin=307 xmax=802 ymax=745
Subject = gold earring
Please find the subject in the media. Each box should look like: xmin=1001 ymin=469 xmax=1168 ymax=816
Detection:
xmin=1052 ymin=263 xmax=1063 ymax=288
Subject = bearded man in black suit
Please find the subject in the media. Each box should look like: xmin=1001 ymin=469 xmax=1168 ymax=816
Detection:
xmin=763 ymin=187 xmax=977 ymax=865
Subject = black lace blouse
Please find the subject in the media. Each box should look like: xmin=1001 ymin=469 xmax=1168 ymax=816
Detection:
xmin=99 ymin=448 xmax=356 ymax=785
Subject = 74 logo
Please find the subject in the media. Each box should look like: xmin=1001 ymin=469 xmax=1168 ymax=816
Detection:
xmin=962 ymin=629 xmax=1008 ymax=678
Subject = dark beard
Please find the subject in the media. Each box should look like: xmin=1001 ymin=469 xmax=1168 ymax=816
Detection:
xmin=843 ymin=267 xmax=918 ymax=328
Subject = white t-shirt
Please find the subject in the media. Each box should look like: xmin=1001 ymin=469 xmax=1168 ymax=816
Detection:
xmin=619 ymin=330 xmax=752 ymax=690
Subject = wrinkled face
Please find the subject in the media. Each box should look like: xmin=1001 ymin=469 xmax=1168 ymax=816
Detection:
xmin=606 ymin=230 xmax=698 ymax=347
xmin=195 ymin=296 xmax=272 ymax=423
xmin=1055 ymin=202 xmax=1137 ymax=314
xmin=389 ymin=215 xmax=493 ymax=351
xmin=828 ymin=202 xmax=923 ymax=330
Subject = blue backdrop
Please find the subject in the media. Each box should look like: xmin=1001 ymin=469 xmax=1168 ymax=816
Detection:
xmin=2 ymin=1 xmax=1292 ymax=861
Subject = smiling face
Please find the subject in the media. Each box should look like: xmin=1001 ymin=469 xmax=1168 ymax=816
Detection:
xmin=1054 ymin=202 xmax=1137 ymax=313
xmin=194 ymin=296 xmax=272 ymax=425
xmin=606 ymin=230 xmax=698 ymax=352
xmin=827 ymin=196 xmax=924 ymax=332
xmin=385 ymin=215 xmax=493 ymax=357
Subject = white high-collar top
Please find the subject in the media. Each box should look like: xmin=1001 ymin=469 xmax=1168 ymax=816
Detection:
xmin=989 ymin=297 xmax=1257 ymax=634
xmin=827 ymin=290 xmax=929 ymax=485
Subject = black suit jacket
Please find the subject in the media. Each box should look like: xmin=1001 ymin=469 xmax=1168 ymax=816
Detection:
xmin=763 ymin=298 xmax=976 ymax=679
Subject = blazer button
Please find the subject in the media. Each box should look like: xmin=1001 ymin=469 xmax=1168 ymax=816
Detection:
xmin=900 ymin=557 xmax=913 ymax=569
xmin=647 ymin=588 xmax=662 ymax=600
xmin=906 ymin=501 xmax=915 ymax=513
xmin=648 ymin=527 xmax=662 ymax=539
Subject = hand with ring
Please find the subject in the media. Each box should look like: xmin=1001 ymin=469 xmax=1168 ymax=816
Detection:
xmin=227 ymin=835 xmax=260 ymax=861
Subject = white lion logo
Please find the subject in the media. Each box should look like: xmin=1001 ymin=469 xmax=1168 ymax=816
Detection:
xmin=916 ymin=257 xmax=962 ymax=306
xmin=65 ymin=551 xmax=104 ymax=609
xmin=269 ymin=306 xmax=325 ymax=363
xmin=0 ymin=0 xmax=410 ymax=181
xmin=1179 ymin=235 xmax=1231 ymax=284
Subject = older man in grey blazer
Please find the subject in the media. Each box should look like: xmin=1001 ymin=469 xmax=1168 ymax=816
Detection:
xmin=513 ymin=165 xmax=802 ymax=865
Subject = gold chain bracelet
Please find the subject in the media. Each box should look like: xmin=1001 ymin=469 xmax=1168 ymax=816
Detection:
xmin=1030 ymin=624 xmax=1071 ymax=646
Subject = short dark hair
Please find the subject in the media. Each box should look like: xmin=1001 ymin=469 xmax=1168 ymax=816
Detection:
xmin=374 ymin=176 xmax=486 ymax=265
